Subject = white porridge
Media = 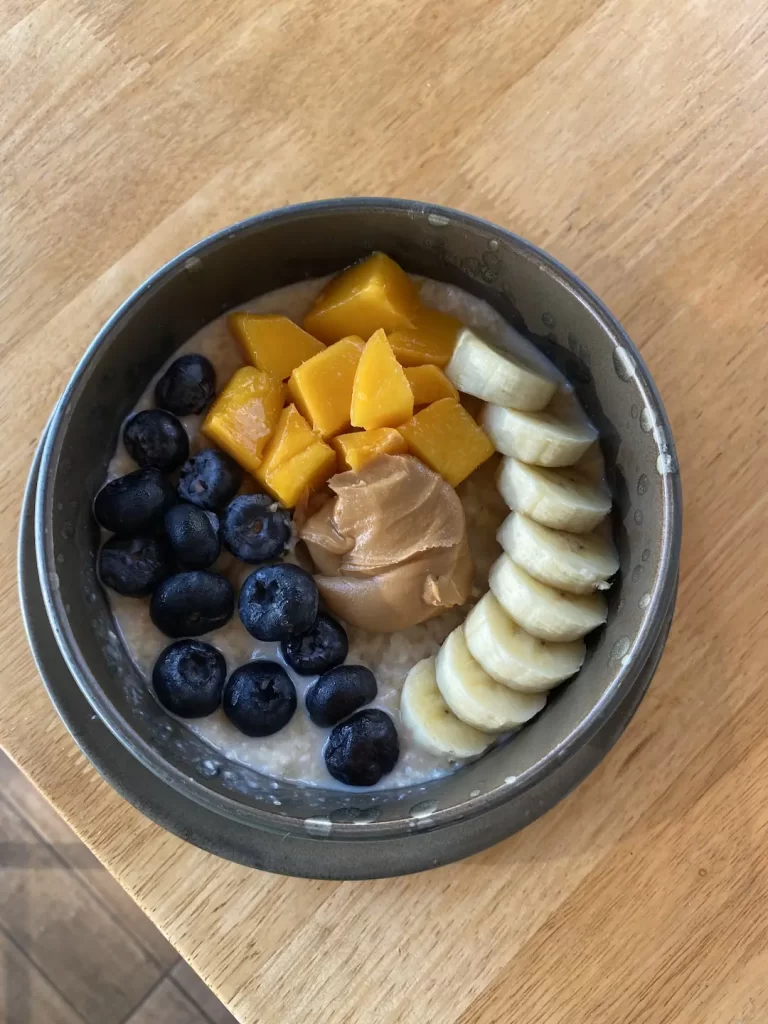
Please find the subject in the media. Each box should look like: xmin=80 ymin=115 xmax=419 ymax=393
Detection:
xmin=105 ymin=273 xmax=595 ymax=790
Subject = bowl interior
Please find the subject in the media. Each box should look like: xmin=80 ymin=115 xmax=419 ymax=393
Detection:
xmin=37 ymin=200 xmax=680 ymax=838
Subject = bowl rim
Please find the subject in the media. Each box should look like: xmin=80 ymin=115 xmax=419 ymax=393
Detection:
xmin=34 ymin=197 xmax=682 ymax=840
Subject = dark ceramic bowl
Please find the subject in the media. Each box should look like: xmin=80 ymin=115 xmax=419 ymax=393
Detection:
xmin=28 ymin=199 xmax=681 ymax=878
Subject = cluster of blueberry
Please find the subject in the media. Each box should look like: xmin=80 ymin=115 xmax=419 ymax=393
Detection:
xmin=93 ymin=354 xmax=399 ymax=786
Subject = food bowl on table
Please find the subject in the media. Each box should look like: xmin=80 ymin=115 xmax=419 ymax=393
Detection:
xmin=24 ymin=198 xmax=681 ymax=879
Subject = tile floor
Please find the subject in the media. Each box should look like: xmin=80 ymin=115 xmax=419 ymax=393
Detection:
xmin=0 ymin=750 xmax=237 ymax=1024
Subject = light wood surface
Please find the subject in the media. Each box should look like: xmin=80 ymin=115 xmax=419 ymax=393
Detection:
xmin=2 ymin=1 xmax=767 ymax=1021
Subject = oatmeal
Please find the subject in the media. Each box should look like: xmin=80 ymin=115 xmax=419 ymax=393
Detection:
xmin=96 ymin=257 xmax=613 ymax=791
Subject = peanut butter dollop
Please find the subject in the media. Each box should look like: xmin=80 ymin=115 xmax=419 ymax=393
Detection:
xmin=299 ymin=455 xmax=473 ymax=632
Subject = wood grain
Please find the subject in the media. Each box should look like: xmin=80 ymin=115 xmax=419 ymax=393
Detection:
xmin=1 ymin=0 xmax=768 ymax=1022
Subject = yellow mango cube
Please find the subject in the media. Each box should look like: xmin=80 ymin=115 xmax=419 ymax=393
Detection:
xmin=288 ymin=336 xmax=364 ymax=438
xmin=404 ymin=364 xmax=459 ymax=407
xmin=202 ymin=367 xmax=283 ymax=475
xmin=350 ymin=329 xmax=414 ymax=430
xmin=256 ymin=403 xmax=317 ymax=472
xmin=265 ymin=444 xmax=337 ymax=509
xmin=387 ymin=305 xmax=461 ymax=367
xmin=256 ymin=404 xmax=336 ymax=507
xmin=303 ymin=252 xmax=420 ymax=344
xmin=228 ymin=313 xmax=325 ymax=380
xmin=398 ymin=397 xmax=494 ymax=487
xmin=332 ymin=428 xmax=407 ymax=473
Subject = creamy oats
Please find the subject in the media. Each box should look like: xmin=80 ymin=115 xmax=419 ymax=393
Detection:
xmin=106 ymin=275 xmax=586 ymax=789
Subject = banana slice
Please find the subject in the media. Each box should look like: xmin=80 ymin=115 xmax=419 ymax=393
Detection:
xmin=480 ymin=391 xmax=597 ymax=467
xmin=401 ymin=657 xmax=493 ymax=757
xmin=465 ymin=592 xmax=585 ymax=692
xmin=489 ymin=555 xmax=607 ymax=642
xmin=497 ymin=512 xmax=618 ymax=594
xmin=497 ymin=457 xmax=611 ymax=533
xmin=445 ymin=328 xmax=556 ymax=412
xmin=435 ymin=625 xmax=546 ymax=732
xmin=574 ymin=441 xmax=608 ymax=485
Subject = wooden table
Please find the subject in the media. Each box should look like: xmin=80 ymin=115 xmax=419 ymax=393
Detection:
xmin=2 ymin=1 xmax=767 ymax=1021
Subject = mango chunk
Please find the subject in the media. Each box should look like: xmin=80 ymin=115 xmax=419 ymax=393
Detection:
xmin=288 ymin=336 xmax=364 ymax=438
xmin=256 ymin=403 xmax=318 ymax=471
xmin=265 ymin=443 xmax=337 ymax=509
xmin=350 ymin=329 xmax=414 ymax=430
xmin=228 ymin=313 xmax=325 ymax=380
xmin=388 ymin=305 xmax=461 ymax=367
xmin=332 ymin=427 xmax=407 ymax=473
xmin=304 ymin=252 xmax=420 ymax=344
xmin=202 ymin=367 xmax=283 ymax=475
xmin=256 ymin=404 xmax=336 ymax=507
xmin=404 ymin=364 xmax=459 ymax=407
xmin=398 ymin=397 xmax=494 ymax=487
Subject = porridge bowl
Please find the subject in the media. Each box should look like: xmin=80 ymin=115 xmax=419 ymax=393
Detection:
xmin=29 ymin=199 xmax=681 ymax=878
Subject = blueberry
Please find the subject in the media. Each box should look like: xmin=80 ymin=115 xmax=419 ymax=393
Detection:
xmin=123 ymin=409 xmax=189 ymax=471
xmin=281 ymin=612 xmax=349 ymax=676
xmin=222 ymin=661 xmax=297 ymax=737
xmin=324 ymin=709 xmax=399 ymax=787
xmin=239 ymin=563 xmax=318 ymax=642
xmin=150 ymin=571 xmax=234 ymax=638
xmin=152 ymin=640 xmax=226 ymax=718
xmin=177 ymin=449 xmax=242 ymax=511
xmin=305 ymin=665 xmax=376 ymax=727
xmin=164 ymin=504 xmax=220 ymax=569
xmin=154 ymin=354 xmax=216 ymax=416
xmin=98 ymin=534 xmax=173 ymax=597
xmin=94 ymin=468 xmax=176 ymax=535
xmin=221 ymin=493 xmax=292 ymax=563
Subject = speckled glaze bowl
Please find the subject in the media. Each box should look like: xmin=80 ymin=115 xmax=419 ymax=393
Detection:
xmin=27 ymin=199 xmax=681 ymax=878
